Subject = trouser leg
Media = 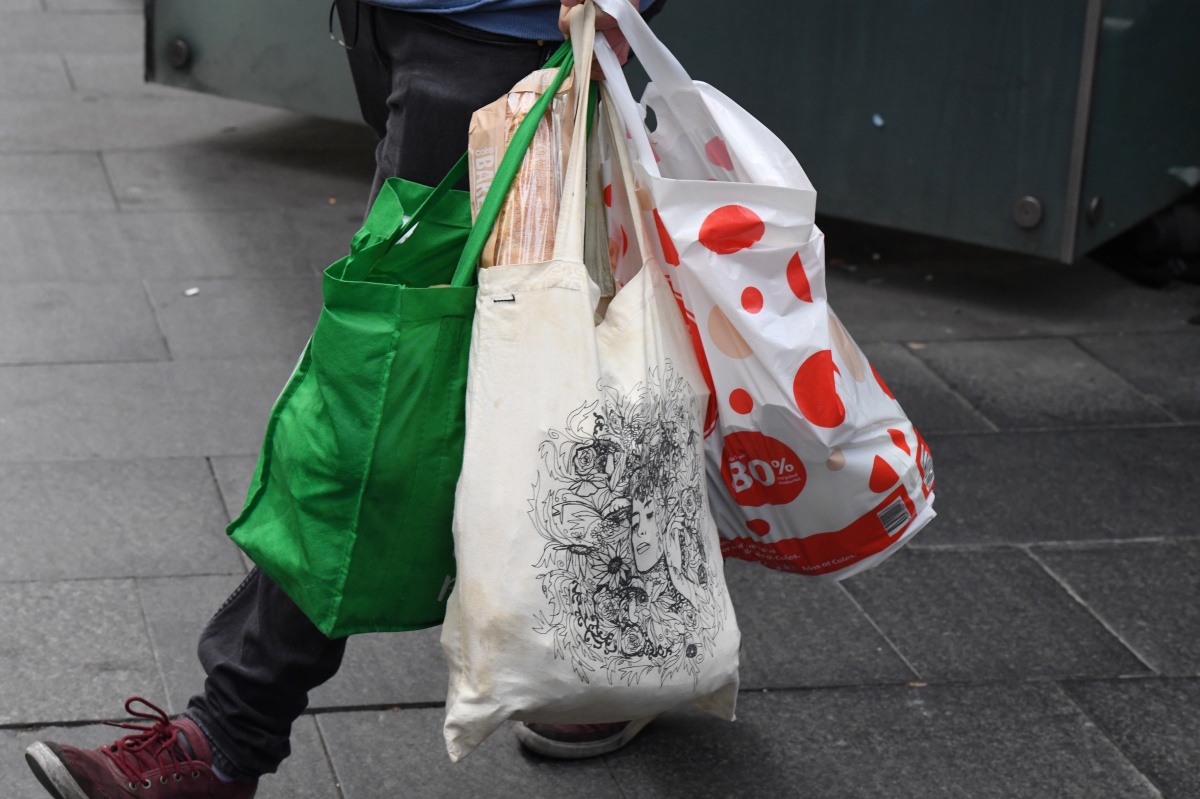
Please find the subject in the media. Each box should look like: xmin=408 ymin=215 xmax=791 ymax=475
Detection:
xmin=183 ymin=570 xmax=347 ymax=780
xmin=348 ymin=5 xmax=559 ymax=201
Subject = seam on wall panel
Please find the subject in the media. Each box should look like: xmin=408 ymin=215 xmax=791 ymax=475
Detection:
xmin=1061 ymin=0 xmax=1105 ymax=263
xmin=144 ymin=0 xmax=155 ymax=83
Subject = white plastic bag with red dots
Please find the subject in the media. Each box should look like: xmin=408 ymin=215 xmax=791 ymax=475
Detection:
xmin=593 ymin=0 xmax=935 ymax=579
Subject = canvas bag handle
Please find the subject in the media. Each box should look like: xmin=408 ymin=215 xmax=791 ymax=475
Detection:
xmin=549 ymin=0 xmax=598 ymax=264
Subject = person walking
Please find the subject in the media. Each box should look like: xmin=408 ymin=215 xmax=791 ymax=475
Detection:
xmin=23 ymin=1 xmax=666 ymax=797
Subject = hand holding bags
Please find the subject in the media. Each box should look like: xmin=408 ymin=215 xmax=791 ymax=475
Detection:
xmin=441 ymin=3 xmax=740 ymax=762
xmin=591 ymin=0 xmax=936 ymax=579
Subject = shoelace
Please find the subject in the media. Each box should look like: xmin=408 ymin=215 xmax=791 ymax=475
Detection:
xmin=100 ymin=697 xmax=200 ymax=785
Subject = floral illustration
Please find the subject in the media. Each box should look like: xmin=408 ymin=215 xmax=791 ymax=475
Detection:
xmin=530 ymin=363 xmax=726 ymax=687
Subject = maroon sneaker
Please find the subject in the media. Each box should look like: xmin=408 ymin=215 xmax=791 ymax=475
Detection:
xmin=24 ymin=697 xmax=256 ymax=799
xmin=513 ymin=717 xmax=656 ymax=759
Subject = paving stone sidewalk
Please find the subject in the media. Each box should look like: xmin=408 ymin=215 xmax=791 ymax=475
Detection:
xmin=1 ymin=2 xmax=1198 ymax=797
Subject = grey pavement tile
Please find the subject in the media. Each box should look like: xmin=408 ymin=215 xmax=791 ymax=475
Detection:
xmin=723 ymin=559 xmax=916 ymax=689
xmin=604 ymin=684 xmax=1160 ymax=799
xmin=1 ymin=724 xmax=120 ymax=798
xmin=209 ymin=454 xmax=259 ymax=572
xmin=310 ymin=627 xmax=450 ymax=709
xmin=210 ymin=455 xmax=258 ymax=521
xmin=318 ymin=708 xmax=623 ymax=799
xmin=913 ymin=428 xmax=1200 ymax=546
xmin=825 ymin=246 xmax=1200 ymax=340
xmin=0 ymin=98 xmax=372 ymax=159
xmin=138 ymin=575 xmax=248 ymax=716
xmin=0 ymin=458 xmax=243 ymax=582
xmin=1065 ymin=678 xmax=1200 ymax=799
xmin=145 ymin=277 xmax=320 ymax=360
xmin=859 ymin=341 xmax=994 ymax=433
xmin=0 ymin=209 xmax=354 ymax=283
xmin=104 ymin=146 xmax=374 ymax=212
xmin=0 ymin=96 xmax=292 ymax=153
xmin=0 ymin=280 xmax=167 ymax=364
xmin=0 ymin=357 xmax=296 ymax=461
xmin=1078 ymin=332 xmax=1200 ymax=422
xmin=201 ymin=113 xmax=376 ymax=154
xmin=841 ymin=549 xmax=1149 ymax=681
xmin=0 ymin=53 xmax=72 ymax=95
xmin=1035 ymin=541 xmax=1200 ymax=676
xmin=0 ymin=579 xmax=162 ymax=724
xmin=911 ymin=338 xmax=1172 ymax=429
xmin=0 ymin=10 xmax=141 ymax=55
xmin=257 ymin=716 xmax=343 ymax=799
xmin=45 ymin=0 xmax=140 ymax=11
xmin=64 ymin=53 xmax=189 ymax=96
xmin=0 ymin=716 xmax=338 ymax=799
xmin=0 ymin=153 xmax=115 ymax=212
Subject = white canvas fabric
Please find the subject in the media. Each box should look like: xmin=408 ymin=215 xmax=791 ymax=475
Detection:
xmin=441 ymin=6 xmax=740 ymax=763
xmin=593 ymin=0 xmax=936 ymax=580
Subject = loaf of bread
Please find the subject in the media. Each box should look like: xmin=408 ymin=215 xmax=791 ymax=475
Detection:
xmin=468 ymin=69 xmax=576 ymax=269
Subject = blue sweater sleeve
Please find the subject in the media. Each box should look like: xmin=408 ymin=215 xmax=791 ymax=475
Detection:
xmin=362 ymin=0 xmax=658 ymax=42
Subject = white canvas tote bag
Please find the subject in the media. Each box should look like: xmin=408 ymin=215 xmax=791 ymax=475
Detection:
xmin=441 ymin=5 xmax=740 ymax=763
xmin=592 ymin=0 xmax=936 ymax=580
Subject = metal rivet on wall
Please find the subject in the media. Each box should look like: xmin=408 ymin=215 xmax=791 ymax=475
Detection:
xmin=1013 ymin=196 xmax=1044 ymax=229
xmin=166 ymin=38 xmax=192 ymax=70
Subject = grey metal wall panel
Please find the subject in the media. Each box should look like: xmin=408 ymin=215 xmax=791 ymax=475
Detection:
xmin=1075 ymin=0 xmax=1200 ymax=255
xmin=647 ymin=1 xmax=1092 ymax=260
xmin=147 ymin=0 xmax=360 ymax=122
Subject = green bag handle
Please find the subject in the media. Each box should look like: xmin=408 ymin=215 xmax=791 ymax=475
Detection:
xmin=449 ymin=44 xmax=576 ymax=287
xmin=375 ymin=40 xmax=574 ymax=264
xmin=375 ymin=154 xmax=468 ymax=258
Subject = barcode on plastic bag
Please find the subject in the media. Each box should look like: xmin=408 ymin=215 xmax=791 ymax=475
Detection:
xmin=921 ymin=455 xmax=935 ymax=491
xmin=878 ymin=498 xmax=911 ymax=536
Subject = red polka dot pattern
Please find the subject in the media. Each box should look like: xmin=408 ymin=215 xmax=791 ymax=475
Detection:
xmin=793 ymin=350 xmax=846 ymax=428
xmin=869 ymin=455 xmax=900 ymax=493
xmin=888 ymin=428 xmax=910 ymax=455
xmin=746 ymin=519 xmax=771 ymax=537
xmin=699 ymin=205 xmax=765 ymax=255
xmin=653 ymin=209 xmax=680 ymax=266
xmin=603 ymin=184 xmax=612 ymax=207
xmin=741 ymin=287 xmax=764 ymax=314
xmin=787 ymin=252 xmax=813 ymax=302
xmin=705 ymin=136 xmax=734 ymax=170
xmin=729 ymin=389 xmax=754 ymax=414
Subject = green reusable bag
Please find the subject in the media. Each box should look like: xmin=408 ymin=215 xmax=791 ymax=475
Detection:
xmin=228 ymin=44 xmax=574 ymax=636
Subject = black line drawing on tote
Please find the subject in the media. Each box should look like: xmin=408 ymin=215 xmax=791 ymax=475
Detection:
xmin=530 ymin=362 xmax=727 ymax=687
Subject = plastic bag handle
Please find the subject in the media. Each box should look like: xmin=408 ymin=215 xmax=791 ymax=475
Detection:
xmin=450 ymin=42 xmax=576 ymax=286
xmin=598 ymin=84 xmax=658 ymax=267
xmin=592 ymin=0 xmax=694 ymax=95
xmin=594 ymin=37 xmax=661 ymax=179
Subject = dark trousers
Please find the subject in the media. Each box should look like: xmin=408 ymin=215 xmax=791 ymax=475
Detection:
xmin=182 ymin=5 xmax=556 ymax=780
